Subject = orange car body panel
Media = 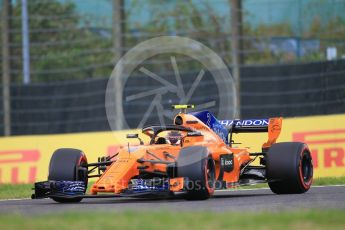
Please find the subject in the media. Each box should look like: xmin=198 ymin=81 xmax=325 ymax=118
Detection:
xmin=262 ymin=117 xmax=283 ymax=149
xmin=91 ymin=113 xmax=282 ymax=194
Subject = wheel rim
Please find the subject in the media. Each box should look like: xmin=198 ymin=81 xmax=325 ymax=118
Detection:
xmin=300 ymin=151 xmax=313 ymax=186
xmin=77 ymin=155 xmax=88 ymax=191
xmin=206 ymin=158 xmax=215 ymax=190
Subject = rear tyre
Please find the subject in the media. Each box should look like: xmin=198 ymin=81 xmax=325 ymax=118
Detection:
xmin=177 ymin=146 xmax=215 ymax=200
xmin=48 ymin=148 xmax=88 ymax=203
xmin=266 ymin=142 xmax=313 ymax=194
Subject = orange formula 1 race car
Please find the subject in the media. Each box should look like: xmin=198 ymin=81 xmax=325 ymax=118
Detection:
xmin=32 ymin=105 xmax=313 ymax=203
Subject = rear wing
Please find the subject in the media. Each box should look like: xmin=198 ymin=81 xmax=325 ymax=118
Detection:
xmin=189 ymin=110 xmax=282 ymax=149
xmin=220 ymin=119 xmax=269 ymax=133
xmin=220 ymin=118 xmax=283 ymax=149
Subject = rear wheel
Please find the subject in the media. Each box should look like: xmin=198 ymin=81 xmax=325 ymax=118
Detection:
xmin=266 ymin=142 xmax=313 ymax=194
xmin=48 ymin=148 xmax=88 ymax=203
xmin=177 ymin=146 xmax=215 ymax=200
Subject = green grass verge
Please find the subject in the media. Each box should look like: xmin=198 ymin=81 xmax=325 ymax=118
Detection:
xmin=0 ymin=184 xmax=33 ymax=200
xmin=226 ymin=176 xmax=345 ymax=189
xmin=310 ymin=177 xmax=345 ymax=186
xmin=0 ymin=210 xmax=344 ymax=230
xmin=0 ymin=177 xmax=344 ymax=200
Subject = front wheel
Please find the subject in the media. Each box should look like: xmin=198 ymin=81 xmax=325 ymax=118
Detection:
xmin=177 ymin=146 xmax=215 ymax=200
xmin=48 ymin=148 xmax=88 ymax=203
xmin=266 ymin=142 xmax=313 ymax=194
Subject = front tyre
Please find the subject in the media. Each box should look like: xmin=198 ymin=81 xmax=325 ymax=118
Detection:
xmin=266 ymin=142 xmax=313 ymax=194
xmin=177 ymin=146 xmax=215 ymax=200
xmin=48 ymin=148 xmax=88 ymax=203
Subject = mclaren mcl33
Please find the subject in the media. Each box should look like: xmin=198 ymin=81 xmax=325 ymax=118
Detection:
xmin=32 ymin=105 xmax=313 ymax=202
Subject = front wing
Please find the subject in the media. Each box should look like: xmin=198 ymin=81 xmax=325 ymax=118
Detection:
xmin=32 ymin=178 xmax=187 ymax=200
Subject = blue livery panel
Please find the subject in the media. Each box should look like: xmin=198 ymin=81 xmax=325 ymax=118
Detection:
xmin=190 ymin=111 xmax=270 ymax=143
xmin=219 ymin=119 xmax=269 ymax=127
xmin=190 ymin=111 xmax=229 ymax=144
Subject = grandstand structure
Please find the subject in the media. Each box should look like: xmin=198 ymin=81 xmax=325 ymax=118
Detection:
xmin=1 ymin=0 xmax=345 ymax=135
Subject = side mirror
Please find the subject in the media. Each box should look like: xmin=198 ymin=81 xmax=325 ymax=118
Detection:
xmin=187 ymin=131 xmax=203 ymax=137
xmin=126 ymin=134 xmax=139 ymax=139
xmin=126 ymin=134 xmax=144 ymax=145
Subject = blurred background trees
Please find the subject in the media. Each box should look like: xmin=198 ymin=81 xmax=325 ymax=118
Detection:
xmin=1 ymin=0 xmax=345 ymax=83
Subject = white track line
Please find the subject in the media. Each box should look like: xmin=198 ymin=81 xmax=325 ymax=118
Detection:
xmin=0 ymin=198 xmax=31 ymax=202
xmin=215 ymin=184 xmax=345 ymax=193
xmin=311 ymin=184 xmax=345 ymax=188
xmin=0 ymin=185 xmax=344 ymax=202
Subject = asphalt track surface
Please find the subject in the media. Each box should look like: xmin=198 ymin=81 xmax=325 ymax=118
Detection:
xmin=0 ymin=185 xmax=344 ymax=215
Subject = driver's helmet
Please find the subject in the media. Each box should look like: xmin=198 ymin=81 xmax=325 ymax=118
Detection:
xmin=166 ymin=131 xmax=182 ymax=145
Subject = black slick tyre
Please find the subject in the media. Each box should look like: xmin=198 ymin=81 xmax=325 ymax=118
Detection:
xmin=48 ymin=148 xmax=88 ymax=203
xmin=266 ymin=142 xmax=313 ymax=194
xmin=177 ymin=146 xmax=215 ymax=200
